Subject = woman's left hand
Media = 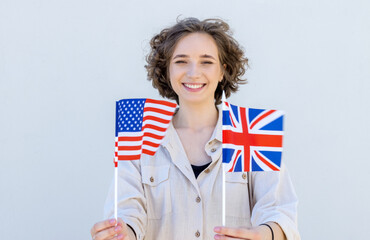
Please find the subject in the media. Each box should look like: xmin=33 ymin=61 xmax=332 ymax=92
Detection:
xmin=213 ymin=225 xmax=266 ymax=240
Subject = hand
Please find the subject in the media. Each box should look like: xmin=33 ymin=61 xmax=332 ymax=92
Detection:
xmin=213 ymin=225 xmax=267 ymax=240
xmin=91 ymin=218 xmax=136 ymax=240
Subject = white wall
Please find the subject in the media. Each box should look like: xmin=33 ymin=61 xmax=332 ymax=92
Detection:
xmin=1 ymin=0 xmax=369 ymax=239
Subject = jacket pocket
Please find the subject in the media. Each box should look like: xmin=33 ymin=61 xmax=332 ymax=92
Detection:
xmin=141 ymin=165 xmax=172 ymax=219
xmin=225 ymin=172 xmax=251 ymax=221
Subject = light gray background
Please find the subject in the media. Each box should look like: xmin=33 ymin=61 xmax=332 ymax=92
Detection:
xmin=1 ymin=0 xmax=369 ymax=239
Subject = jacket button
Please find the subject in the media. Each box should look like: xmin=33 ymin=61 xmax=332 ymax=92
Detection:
xmin=196 ymin=196 xmax=201 ymax=203
xmin=242 ymin=173 xmax=247 ymax=179
xmin=211 ymin=148 xmax=216 ymax=153
xmin=195 ymin=230 xmax=200 ymax=237
xmin=150 ymin=176 xmax=154 ymax=182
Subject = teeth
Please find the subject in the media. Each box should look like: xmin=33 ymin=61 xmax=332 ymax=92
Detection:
xmin=184 ymin=83 xmax=204 ymax=89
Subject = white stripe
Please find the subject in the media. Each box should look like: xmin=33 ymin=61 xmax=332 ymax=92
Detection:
xmin=117 ymin=140 xmax=142 ymax=146
xmin=250 ymin=110 xmax=284 ymax=131
xmin=142 ymin=120 xmax=170 ymax=129
xmin=143 ymin=128 xmax=167 ymax=136
xmin=117 ymin=132 xmax=143 ymax=137
xmin=251 ymin=150 xmax=280 ymax=171
xmin=249 ymin=129 xmax=284 ymax=135
xmin=118 ymin=149 xmax=142 ymax=155
xmin=142 ymin=136 xmax=163 ymax=144
xmin=144 ymin=102 xmax=177 ymax=112
xmin=222 ymin=124 xmax=243 ymax=133
xmin=223 ymin=144 xmax=244 ymax=172
xmin=143 ymin=111 xmax=173 ymax=120
xmin=250 ymin=146 xmax=283 ymax=152
xmin=142 ymin=145 xmax=158 ymax=152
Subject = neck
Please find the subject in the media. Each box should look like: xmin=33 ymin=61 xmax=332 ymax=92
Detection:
xmin=173 ymin=101 xmax=219 ymax=131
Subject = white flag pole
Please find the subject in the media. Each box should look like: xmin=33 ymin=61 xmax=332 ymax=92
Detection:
xmin=114 ymin=135 xmax=118 ymax=224
xmin=114 ymin=164 xmax=117 ymax=222
xmin=221 ymin=91 xmax=226 ymax=226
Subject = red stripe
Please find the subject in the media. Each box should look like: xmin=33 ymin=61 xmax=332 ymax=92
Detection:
xmin=254 ymin=150 xmax=279 ymax=171
xmin=142 ymin=140 xmax=160 ymax=148
xmin=144 ymin=107 xmax=175 ymax=116
xmin=229 ymin=111 xmax=237 ymax=128
xmin=118 ymin=136 xmax=142 ymax=141
xmin=145 ymin=99 xmax=177 ymax=108
xmin=143 ymin=124 xmax=166 ymax=132
xmin=142 ymin=149 xmax=156 ymax=156
xmin=143 ymin=115 xmax=171 ymax=124
xmin=143 ymin=132 xmax=164 ymax=140
xmin=118 ymin=145 xmax=142 ymax=151
xmin=118 ymin=155 xmax=141 ymax=160
xmin=250 ymin=110 xmax=276 ymax=129
xmin=229 ymin=149 xmax=241 ymax=172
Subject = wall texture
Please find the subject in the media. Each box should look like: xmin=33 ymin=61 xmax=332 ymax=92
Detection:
xmin=1 ymin=0 xmax=369 ymax=239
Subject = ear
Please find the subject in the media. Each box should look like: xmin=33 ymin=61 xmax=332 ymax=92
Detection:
xmin=220 ymin=64 xmax=226 ymax=82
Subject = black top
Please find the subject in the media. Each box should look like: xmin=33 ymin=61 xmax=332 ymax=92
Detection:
xmin=191 ymin=162 xmax=212 ymax=179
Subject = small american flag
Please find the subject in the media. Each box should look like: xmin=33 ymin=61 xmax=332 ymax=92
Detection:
xmin=222 ymin=101 xmax=284 ymax=172
xmin=114 ymin=98 xmax=177 ymax=166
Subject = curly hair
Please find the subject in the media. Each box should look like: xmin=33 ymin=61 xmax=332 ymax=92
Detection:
xmin=145 ymin=17 xmax=249 ymax=105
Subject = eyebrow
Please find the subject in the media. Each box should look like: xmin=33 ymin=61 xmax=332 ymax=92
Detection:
xmin=172 ymin=54 xmax=216 ymax=60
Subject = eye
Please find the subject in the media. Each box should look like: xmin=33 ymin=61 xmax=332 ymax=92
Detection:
xmin=202 ymin=61 xmax=213 ymax=64
xmin=175 ymin=60 xmax=187 ymax=64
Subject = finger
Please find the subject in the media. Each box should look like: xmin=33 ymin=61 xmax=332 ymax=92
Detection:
xmin=91 ymin=219 xmax=117 ymax=236
xmin=94 ymin=225 xmax=122 ymax=240
xmin=214 ymin=226 xmax=257 ymax=239
xmin=106 ymin=234 xmax=124 ymax=240
xmin=214 ymin=234 xmax=244 ymax=240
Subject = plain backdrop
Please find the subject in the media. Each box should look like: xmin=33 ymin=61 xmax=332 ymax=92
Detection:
xmin=1 ymin=0 xmax=369 ymax=239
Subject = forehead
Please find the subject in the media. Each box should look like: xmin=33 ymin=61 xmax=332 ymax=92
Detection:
xmin=172 ymin=32 xmax=219 ymax=57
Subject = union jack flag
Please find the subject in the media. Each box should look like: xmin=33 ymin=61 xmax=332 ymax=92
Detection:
xmin=222 ymin=101 xmax=284 ymax=172
xmin=114 ymin=98 xmax=177 ymax=166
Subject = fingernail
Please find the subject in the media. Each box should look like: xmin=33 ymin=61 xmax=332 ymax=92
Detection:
xmin=115 ymin=226 xmax=122 ymax=232
xmin=215 ymin=235 xmax=220 ymax=239
xmin=117 ymin=234 xmax=123 ymax=240
xmin=109 ymin=219 xmax=116 ymax=225
xmin=214 ymin=227 xmax=221 ymax=232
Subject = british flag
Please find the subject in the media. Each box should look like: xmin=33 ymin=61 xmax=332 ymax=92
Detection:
xmin=222 ymin=101 xmax=284 ymax=172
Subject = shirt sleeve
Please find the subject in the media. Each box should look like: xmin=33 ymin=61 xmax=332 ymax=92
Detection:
xmin=103 ymin=160 xmax=147 ymax=240
xmin=250 ymin=163 xmax=301 ymax=240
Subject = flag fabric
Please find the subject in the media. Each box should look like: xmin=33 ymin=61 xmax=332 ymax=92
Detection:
xmin=114 ymin=98 xmax=177 ymax=166
xmin=222 ymin=101 xmax=284 ymax=172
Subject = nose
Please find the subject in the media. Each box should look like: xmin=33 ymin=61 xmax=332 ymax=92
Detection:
xmin=186 ymin=63 xmax=201 ymax=79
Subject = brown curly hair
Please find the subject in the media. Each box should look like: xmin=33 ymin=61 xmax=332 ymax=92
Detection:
xmin=145 ymin=17 xmax=249 ymax=105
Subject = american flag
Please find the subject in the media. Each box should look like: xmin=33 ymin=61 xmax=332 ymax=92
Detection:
xmin=222 ymin=101 xmax=284 ymax=172
xmin=114 ymin=98 xmax=177 ymax=166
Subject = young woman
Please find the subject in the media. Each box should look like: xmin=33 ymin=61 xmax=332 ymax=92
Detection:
xmin=91 ymin=18 xmax=300 ymax=240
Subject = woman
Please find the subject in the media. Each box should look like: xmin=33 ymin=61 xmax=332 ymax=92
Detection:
xmin=91 ymin=18 xmax=300 ymax=240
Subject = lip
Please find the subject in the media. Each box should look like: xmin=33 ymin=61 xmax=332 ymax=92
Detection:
xmin=182 ymin=83 xmax=206 ymax=92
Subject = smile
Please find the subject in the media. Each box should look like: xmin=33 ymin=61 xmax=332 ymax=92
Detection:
xmin=182 ymin=83 xmax=206 ymax=89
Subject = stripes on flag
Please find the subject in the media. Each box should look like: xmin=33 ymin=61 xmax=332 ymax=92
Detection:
xmin=114 ymin=98 xmax=177 ymax=165
xmin=222 ymin=101 xmax=284 ymax=172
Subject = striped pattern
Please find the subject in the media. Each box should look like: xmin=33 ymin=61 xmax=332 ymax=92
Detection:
xmin=222 ymin=101 xmax=284 ymax=172
xmin=114 ymin=98 xmax=177 ymax=165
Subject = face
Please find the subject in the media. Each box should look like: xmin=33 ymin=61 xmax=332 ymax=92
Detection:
xmin=168 ymin=32 xmax=224 ymax=106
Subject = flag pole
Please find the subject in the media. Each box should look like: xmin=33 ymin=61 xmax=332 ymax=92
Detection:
xmin=114 ymin=101 xmax=119 ymax=224
xmin=114 ymin=162 xmax=117 ymax=222
xmin=221 ymin=91 xmax=226 ymax=226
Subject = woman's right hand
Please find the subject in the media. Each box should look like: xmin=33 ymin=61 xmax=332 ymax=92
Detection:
xmin=90 ymin=218 xmax=136 ymax=240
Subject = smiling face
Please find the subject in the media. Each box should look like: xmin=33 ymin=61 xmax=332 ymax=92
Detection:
xmin=168 ymin=32 xmax=224 ymax=106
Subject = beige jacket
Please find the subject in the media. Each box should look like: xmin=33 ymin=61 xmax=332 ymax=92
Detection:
xmin=104 ymin=107 xmax=300 ymax=240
